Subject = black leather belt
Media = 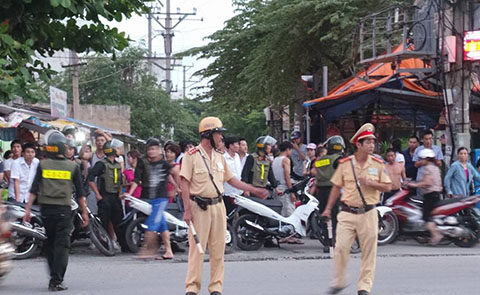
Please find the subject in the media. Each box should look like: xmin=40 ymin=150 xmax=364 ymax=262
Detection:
xmin=190 ymin=195 xmax=223 ymax=210
xmin=340 ymin=202 xmax=375 ymax=214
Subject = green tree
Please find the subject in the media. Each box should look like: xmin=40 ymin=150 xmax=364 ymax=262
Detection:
xmin=53 ymin=47 xmax=186 ymax=140
xmin=183 ymin=0 xmax=406 ymax=111
xmin=0 ymin=0 xmax=148 ymax=102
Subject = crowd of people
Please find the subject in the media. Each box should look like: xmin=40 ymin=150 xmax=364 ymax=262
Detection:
xmin=3 ymin=119 xmax=480 ymax=295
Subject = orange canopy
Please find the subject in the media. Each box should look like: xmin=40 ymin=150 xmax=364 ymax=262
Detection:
xmin=303 ymin=46 xmax=442 ymax=108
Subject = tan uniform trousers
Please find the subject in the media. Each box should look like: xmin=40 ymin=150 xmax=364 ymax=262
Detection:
xmin=185 ymin=201 xmax=226 ymax=294
xmin=333 ymin=209 xmax=378 ymax=292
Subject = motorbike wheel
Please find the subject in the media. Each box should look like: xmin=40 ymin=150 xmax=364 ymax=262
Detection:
xmin=377 ymin=211 xmax=399 ymax=245
xmin=224 ymin=223 xmax=235 ymax=254
xmin=125 ymin=216 xmax=147 ymax=253
xmin=9 ymin=221 xmax=39 ymax=260
xmin=233 ymin=214 xmax=265 ymax=251
xmin=89 ymin=217 xmax=115 ymax=256
xmin=454 ymin=209 xmax=480 ymax=248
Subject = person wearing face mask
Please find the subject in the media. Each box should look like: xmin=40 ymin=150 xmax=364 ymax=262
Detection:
xmin=444 ymin=147 xmax=480 ymax=198
xmin=180 ymin=117 xmax=269 ymax=295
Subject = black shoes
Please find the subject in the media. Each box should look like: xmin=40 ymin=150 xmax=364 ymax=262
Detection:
xmin=358 ymin=291 xmax=370 ymax=295
xmin=327 ymin=286 xmax=346 ymax=294
xmin=185 ymin=292 xmax=197 ymax=295
xmin=210 ymin=292 xmax=222 ymax=295
xmin=48 ymin=283 xmax=68 ymax=292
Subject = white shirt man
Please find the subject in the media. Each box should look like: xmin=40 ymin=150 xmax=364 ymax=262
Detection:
xmin=223 ymin=137 xmax=243 ymax=196
xmin=10 ymin=143 xmax=39 ymax=203
xmin=239 ymin=138 xmax=249 ymax=170
xmin=5 ymin=140 xmax=23 ymax=200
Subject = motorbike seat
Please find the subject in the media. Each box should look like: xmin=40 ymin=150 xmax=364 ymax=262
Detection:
xmin=435 ymin=196 xmax=467 ymax=207
xmin=6 ymin=201 xmax=41 ymax=213
xmin=249 ymin=196 xmax=283 ymax=209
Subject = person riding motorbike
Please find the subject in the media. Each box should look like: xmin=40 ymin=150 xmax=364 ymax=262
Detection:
xmin=241 ymin=135 xmax=280 ymax=197
xmin=406 ymin=148 xmax=443 ymax=244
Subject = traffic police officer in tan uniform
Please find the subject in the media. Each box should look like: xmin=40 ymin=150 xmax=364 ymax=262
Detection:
xmin=23 ymin=130 xmax=89 ymax=291
xmin=322 ymin=123 xmax=391 ymax=295
xmin=180 ymin=117 xmax=268 ymax=295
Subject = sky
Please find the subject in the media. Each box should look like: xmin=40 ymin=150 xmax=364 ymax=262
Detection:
xmin=46 ymin=1 xmax=236 ymax=99
xmin=112 ymin=0 xmax=236 ymax=99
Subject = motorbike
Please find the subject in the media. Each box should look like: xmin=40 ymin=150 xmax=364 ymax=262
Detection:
xmin=123 ymin=196 xmax=235 ymax=253
xmin=5 ymin=199 xmax=115 ymax=259
xmin=0 ymin=204 xmax=14 ymax=282
xmin=378 ymin=188 xmax=480 ymax=247
xmin=232 ymin=178 xmax=325 ymax=251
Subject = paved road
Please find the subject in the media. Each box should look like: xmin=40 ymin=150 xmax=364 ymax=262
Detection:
xmin=2 ymin=239 xmax=480 ymax=294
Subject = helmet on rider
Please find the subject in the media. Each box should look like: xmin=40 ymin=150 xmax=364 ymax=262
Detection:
xmin=418 ymin=148 xmax=435 ymax=159
xmin=103 ymin=141 xmax=118 ymax=157
xmin=44 ymin=129 xmax=68 ymax=158
xmin=198 ymin=117 xmax=227 ymax=149
xmin=62 ymin=125 xmax=78 ymax=137
xmin=324 ymin=135 xmax=345 ymax=154
xmin=255 ymin=135 xmax=277 ymax=151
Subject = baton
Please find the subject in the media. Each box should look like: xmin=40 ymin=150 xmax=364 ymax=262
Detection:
xmin=326 ymin=220 xmax=334 ymax=259
xmin=189 ymin=223 xmax=204 ymax=254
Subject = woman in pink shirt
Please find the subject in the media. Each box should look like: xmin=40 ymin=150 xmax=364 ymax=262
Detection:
xmin=124 ymin=150 xmax=142 ymax=203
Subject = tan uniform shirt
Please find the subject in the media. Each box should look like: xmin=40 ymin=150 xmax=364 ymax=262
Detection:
xmin=180 ymin=145 xmax=234 ymax=199
xmin=330 ymin=155 xmax=391 ymax=207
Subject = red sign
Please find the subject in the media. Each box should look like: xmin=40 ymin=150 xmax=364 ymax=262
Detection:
xmin=464 ymin=30 xmax=480 ymax=61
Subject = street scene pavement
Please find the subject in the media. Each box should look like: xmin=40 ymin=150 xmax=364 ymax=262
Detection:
xmin=3 ymin=239 xmax=480 ymax=295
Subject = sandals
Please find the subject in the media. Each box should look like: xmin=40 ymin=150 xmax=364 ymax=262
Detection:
xmin=287 ymin=238 xmax=304 ymax=245
xmin=155 ymin=255 xmax=174 ymax=260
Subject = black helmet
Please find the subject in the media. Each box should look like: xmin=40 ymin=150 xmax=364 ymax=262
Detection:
xmin=255 ymin=135 xmax=277 ymax=150
xmin=146 ymin=138 xmax=161 ymax=149
xmin=66 ymin=138 xmax=77 ymax=149
xmin=44 ymin=129 xmax=67 ymax=157
xmin=324 ymin=136 xmax=345 ymax=153
xmin=103 ymin=141 xmax=118 ymax=157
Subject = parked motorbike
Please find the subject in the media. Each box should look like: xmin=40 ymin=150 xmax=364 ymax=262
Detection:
xmin=232 ymin=178 xmax=325 ymax=251
xmin=378 ymin=188 xmax=480 ymax=247
xmin=123 ymin=196 xmax=235 ymax=253
xmin=0 ymin=204 xmax=14 ymax=282
xmin=5 ymin=199 xmax=115 ymax=259
xmin=70 ymin=199 xmax=115 ymax=256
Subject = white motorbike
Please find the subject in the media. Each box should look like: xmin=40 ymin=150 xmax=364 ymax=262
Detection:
xmin=123 ymin=196 xmax=234 ymax=253
xmin=232 ymin=178 xmax=394 ymax=252
xmin=232 ymin=178 xmax=323 ymax=250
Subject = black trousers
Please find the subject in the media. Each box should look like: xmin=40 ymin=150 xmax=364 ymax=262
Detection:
xmin=423 ymin=192 xmax=441 ymax=222
xmin=97 ymin=193 xmax=126 ymax=248
xmin=315 ymin=186 xmax=340 ymax=236
xmin=41 ymin=205 xmax=73 ymax=285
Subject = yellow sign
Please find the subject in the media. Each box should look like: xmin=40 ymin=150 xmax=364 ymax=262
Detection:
xmin=104 ymin=148 xmax=113 ymax=154
xmin=43 ymin=169 xmax=71 ymax=180
xmin=315 ymin=159 xmax=331 ymax=168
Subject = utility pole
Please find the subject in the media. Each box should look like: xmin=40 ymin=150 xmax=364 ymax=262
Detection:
xmin=164 ymin=0 xmax=173 ymax=93
xmin=442 ymin=1 xmax=472 ymax=165
xmin=183 ymin=65 xmax=193 ymax=97
xmin=71 ymin=50 xmax=80 ymax=119
xmin=147 ymin=12 xmax=153 ymax=76
xmin=145 ymin=0 xmax=201 ymax=96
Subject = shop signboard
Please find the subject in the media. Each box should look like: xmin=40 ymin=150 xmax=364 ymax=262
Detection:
xmin=49 ymin=86 xmax=67 ymax=118
xmin=464 ymin=30 xmax=480 ymax=61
